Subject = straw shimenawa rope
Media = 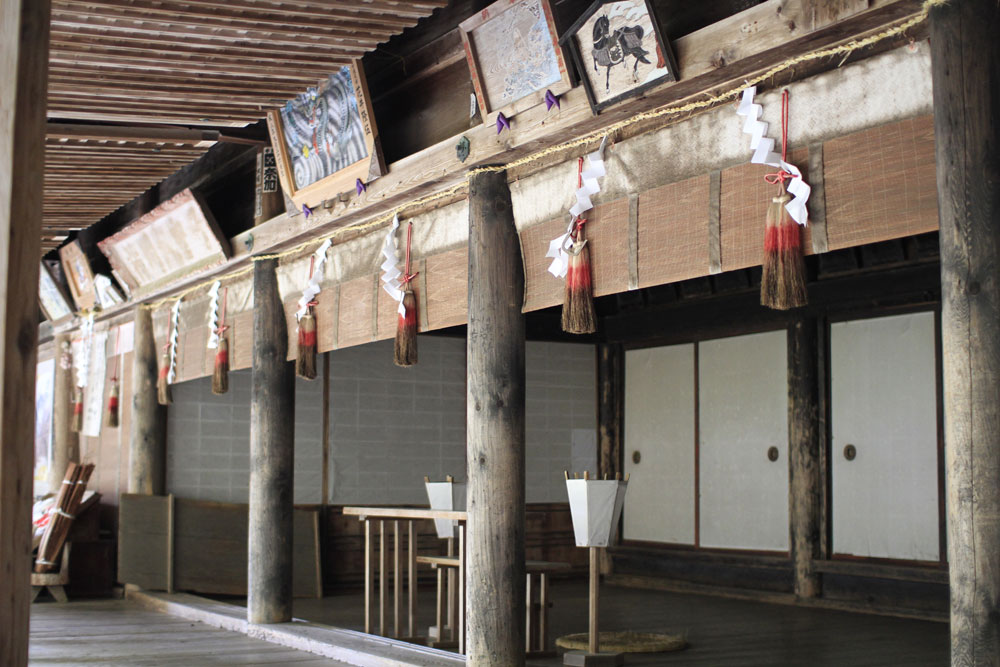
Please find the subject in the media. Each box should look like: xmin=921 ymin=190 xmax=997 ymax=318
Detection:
xmin=139 ymin=0 xmax=945 ymax=314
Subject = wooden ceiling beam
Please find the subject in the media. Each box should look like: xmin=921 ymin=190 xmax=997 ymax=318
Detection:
xmin=49 ymin=30 xmax=375 ymax=59
xmin=50 ymin=12 xmax=400 ymax=42
xmin=50 ymin=34 xmax=371 ymax=59
xmin=48 ymin=82 xmax=295 ymax=106
xmin=47 ymin=62 xmax=332 ymax=87
xmin=49 ymin=43 xmax=359 ymax=70
xmin=46 ymin=122 xmax=220 ymax=145
xmin=46 ymin=109 xmax=252 ymax=126
xmin=48 ymin=52 xmax=336 ymax=79
xmin=51 ymin=0 xmax=421 ymax=30
xmin=116 ymin=0 xmax=445 ymax=21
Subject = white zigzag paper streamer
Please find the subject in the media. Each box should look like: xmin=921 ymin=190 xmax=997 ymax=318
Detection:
xmin=206 ymin=281 xmax=221 ymax=349
xmin=736 ymin=87 xmax=810 ymax=226
xmin=166 ymin=299 xmax=181 ymax=384
xmin=546 ymin=137 xmax=608 ymax=279
xmin=75 ymin=311 xmax=95 ymax=388
xmin=296 ymin=238 xmax=333 ymax=321
xmin=379 ymin=214 xmax=407 ymax=316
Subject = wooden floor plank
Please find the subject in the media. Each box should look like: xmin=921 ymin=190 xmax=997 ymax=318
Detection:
xmin=29 ymin=599 xmax=350 ymax=666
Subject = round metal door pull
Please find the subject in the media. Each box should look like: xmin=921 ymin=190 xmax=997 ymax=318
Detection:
xmin=632 ymin=451 xmax=641 ymax=464
xmin=767 ymin=446 xmax=779 ymax=462
xmin=844 ymin=444 xmax=857 ymax=461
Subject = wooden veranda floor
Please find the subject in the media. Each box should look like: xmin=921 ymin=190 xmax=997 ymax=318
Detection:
xmin=29 ymin=598 xmax=349 ymax=666
xmin=285 ymin=582 xmax=950 ymax=666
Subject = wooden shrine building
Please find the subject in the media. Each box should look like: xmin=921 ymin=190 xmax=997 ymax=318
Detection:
xmin=1 ymin=0 xmax=999 ymax=665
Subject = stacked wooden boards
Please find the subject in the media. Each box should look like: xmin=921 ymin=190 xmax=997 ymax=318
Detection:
xmin=118 ymin=494 xmax=321 ymax=598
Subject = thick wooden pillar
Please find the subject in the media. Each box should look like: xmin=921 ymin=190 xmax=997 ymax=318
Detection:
xmin=0 ymin=0 xmax=49 ymax=663
xmin=597 ymin=342 xmax=624 ymax=575
xmin=129 ymin=306 xmax=166 ymax=494
xmin=787 ymin=316 xmax=822 ymax=598
xmin=930 ymin=2 xmax=1000 ymax=664
xmin=466 ymin=168 xmax=526 ymax=666
xmin=248 ymin=257 xmax=295 ymax=624
xmin=597 ymin=343 xmax=623 ymax=479
xmin=49 ymin=333 xmax=79 ymax=490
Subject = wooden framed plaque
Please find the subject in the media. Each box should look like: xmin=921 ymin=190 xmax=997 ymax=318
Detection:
xmin=38 ymin=261 xmax=73 ymax=323
xmin=561 ymin=0 xmax=679 ymax=114
xmin=459 ymin=0 xmax=572 ymax=124
xmin=58 ymin=241 xmax=97 ymax=311
xmin=266 ymin=61 xmax=385 ymax=210
xmin=98 ymin=188 xmax=231 ymax=299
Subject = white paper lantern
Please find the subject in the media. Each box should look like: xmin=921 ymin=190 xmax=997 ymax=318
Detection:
xmin=565 ymin=478 xmax=628 ymax=547
xmin=425 ymin=479 xmax=466 ymax=539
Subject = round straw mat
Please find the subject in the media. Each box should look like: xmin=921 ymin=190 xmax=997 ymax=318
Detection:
xmin=555 ymin=631 xmax=687 ymax=654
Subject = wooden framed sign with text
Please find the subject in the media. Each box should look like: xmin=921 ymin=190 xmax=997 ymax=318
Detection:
xmin=98 ymin=188 xmax=230 ymax=299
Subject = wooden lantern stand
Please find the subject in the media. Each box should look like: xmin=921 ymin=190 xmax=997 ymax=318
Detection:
xmin=563 ymin=472 xmax=627 ymax=667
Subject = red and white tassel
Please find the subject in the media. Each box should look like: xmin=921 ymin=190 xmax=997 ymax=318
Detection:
xmin=760 ymin=186 xmax=807 ymax=310
xmin=213 ymin=337 xmax=229 ymax=395
xmin=157 ymin=350 xmax=172 ymax=406
xmin=297 ymin=306 xmax=318 ymax=380
xmin=71 ymin=387 xmax=83 ymax=432
xmin=395 ymin=288 xmax=418 ymax=367
xmin=106 ymin=379 xmax=120 ymax=428
xmin=394 ymin=222 xmax=418 ymax=367
xmin=211 ymin=287 xmax=230 ymax=395
xmin=561 ymin=222 xmax=596 ymax=334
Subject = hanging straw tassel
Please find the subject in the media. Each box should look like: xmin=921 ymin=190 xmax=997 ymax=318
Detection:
xmin=760 ymin=89 xmax=807 ymax=310
xmin=562 ymin=226 xmax=597 ymax=334
xmin=106 ymin=379 xmax=120 ymax=428
xmin=760 ymin=189 xmax=807 ymax=310
xmin=213 ymin=337 xmax=230 ymax=394
xmin=106 ymin=326 xmax=122 ymax=427
xmin=394 ymin=221 xmax=418 ymax=367
xmin=71 ymin=387 xmax=83 ymax=433
xmin=296 ymin=256 xmax=319 ymax=380
xmin=212 ymin=288 xmax=230 ymax=395
xmin=297 ymin=307 xmax=318 ymax=380
xmin=157 ymin=350 xmax=172 ymax=405
xmin=213 ymin=336 xmax=230 ymax=395
xmin=395 ymin=288 xmax=418 ymax=366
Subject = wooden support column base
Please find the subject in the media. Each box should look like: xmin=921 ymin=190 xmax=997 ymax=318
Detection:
xmin=563 ymin=651 xmax=625 ymax=667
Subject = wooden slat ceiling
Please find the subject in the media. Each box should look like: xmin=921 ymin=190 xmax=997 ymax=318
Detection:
xmin=41 ymin=0 xmax=448 ymax=252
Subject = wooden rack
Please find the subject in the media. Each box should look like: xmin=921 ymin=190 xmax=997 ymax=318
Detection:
xmin=342 ymin=507 xmax=467 ymax=650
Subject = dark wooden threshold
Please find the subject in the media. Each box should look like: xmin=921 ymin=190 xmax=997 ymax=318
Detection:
xmin=606 ymin=573 xmax=948 ymax=624
xmin=813 ymin=559 xmax=948 ymax=585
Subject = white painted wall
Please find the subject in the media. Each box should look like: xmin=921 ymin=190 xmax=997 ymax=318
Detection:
xmin=831 ymin=311 xmax=940 ymax=561
xmin=166 ymin=337 xmax=597 ymax=505
xmin=623 ymin=344 xmax=696 ymax=544
xmin=698 ymin=331 xmax=789 ymax=552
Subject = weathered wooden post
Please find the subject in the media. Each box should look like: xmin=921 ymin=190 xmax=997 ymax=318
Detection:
xmin=787 ymin=316 xmax=821 ymax=598
xmin=248 ymin=257 xmax=295 ymax=624
xmin=466 ymin=168 xmax=526 ymax=665
xmin=930 ymin=1 xmax=1000 ymax=664
xmin=129 ymin=306 xmax=166 ymax=494
xmin=0 ymin=0 xmax=49 ymax=663
xmin=49 ymin=333 xmax=80 ymax=491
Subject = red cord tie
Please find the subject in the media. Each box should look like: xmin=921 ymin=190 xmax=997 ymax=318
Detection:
xmin=764 ymin=89 xmax=792 ymax=188
xmin=215 ymin=288 xmax=230 ymax=335
xmin=401 ymin=221 xmax=418 ymax=285
xmin=570 ymin=157 xmax=589 ymax=241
